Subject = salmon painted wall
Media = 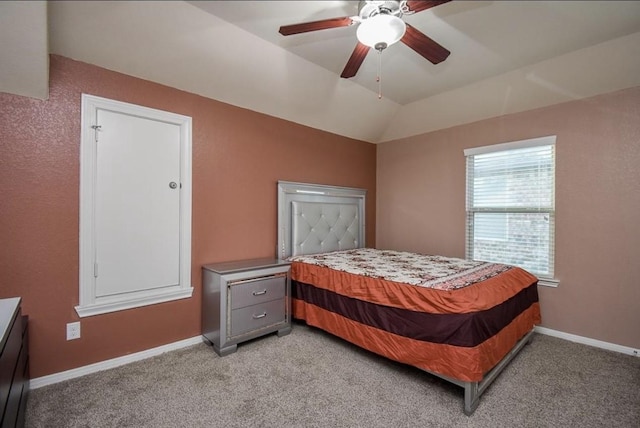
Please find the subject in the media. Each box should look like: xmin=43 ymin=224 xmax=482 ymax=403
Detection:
xmin=377 ymin=86 xmax=640 ymax=349
xmin=0 ymin=55 xmax=376 ymax=378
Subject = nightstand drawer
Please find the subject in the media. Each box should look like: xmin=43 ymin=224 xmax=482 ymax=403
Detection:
xmin=230 ymin=299 xmax=285 ymax=337
xmin=229 ymin=274 xmax=286 ymax=310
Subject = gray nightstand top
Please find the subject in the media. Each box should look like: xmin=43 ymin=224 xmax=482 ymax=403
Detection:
xmin=202 ymin=258 xmax=290 ymax=275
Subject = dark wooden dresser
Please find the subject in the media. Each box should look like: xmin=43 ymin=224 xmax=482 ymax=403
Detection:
xmin=0 ymin=298 xmax=28 ymax=428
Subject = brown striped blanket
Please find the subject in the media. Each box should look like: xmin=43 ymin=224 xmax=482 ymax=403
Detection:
xmin=289 ymin=248 xmax=541 ymax=382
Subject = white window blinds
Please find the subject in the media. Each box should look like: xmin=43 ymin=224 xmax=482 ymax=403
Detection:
xmin=465 ymin=136 xmax=556 ymax=279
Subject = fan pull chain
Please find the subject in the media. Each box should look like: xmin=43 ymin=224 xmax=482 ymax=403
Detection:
xmin=377 ymin=48 xmax=383 ymax=99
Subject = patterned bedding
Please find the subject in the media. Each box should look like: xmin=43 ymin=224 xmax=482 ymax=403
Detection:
xmin=289 ymin=248 xmax=541 ymax=382
xmin=289 ymin=248 xmax=512 ymax=290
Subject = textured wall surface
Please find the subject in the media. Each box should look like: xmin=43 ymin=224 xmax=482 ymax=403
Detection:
xmin=377 ymin=86 xmax=640 ymax=348
xmin=0 ymin=55 xmax=376 ymax=377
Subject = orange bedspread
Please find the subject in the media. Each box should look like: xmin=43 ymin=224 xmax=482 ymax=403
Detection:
xmin=290 ymin=250 xmax=541 ymax=382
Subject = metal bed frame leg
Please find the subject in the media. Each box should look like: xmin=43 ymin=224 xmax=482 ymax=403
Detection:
xmin=431 ymin=329 xmax=535 ymax=416
xmin=465 ymin=329 xmax=535 ymax=415
xmin=464 ymin=382 xmax=480 ymax=416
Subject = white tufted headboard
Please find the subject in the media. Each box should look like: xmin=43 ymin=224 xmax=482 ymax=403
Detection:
xmin=277 ymin=181 xmax=366 ymax=259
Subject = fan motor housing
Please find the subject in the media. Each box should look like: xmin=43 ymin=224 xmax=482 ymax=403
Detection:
xmin=358 ymin=1 xmax=404 ymax=19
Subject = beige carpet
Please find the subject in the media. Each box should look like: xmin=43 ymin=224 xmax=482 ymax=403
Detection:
xmin=26 ymin=323 xmax=640 ymax=427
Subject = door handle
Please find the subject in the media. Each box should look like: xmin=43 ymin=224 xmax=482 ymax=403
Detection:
xmin=169 ymin=182 xmax=178 ymax=189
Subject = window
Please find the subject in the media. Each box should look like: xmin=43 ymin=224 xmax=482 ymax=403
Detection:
xmin=465 ymin=136 xmax=557 ymax=286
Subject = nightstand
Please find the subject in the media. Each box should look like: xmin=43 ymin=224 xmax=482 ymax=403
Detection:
xmin=201 ymin=258 xmax=291 ymax=356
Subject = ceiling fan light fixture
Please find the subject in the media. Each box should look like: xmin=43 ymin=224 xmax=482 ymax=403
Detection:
xmin=356 ymin=14 xmax=406 ymax=49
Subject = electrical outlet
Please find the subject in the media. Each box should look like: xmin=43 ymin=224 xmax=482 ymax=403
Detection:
xmin=66 ymin=321 xmax=81 ymax=340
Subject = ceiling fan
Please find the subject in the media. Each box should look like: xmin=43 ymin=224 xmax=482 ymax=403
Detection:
xmin=278 ymin=1 xmax=451 ymax=79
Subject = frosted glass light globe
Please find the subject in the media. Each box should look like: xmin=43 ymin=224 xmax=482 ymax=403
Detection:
xmin=356 ymin=14 xmax=407 ymax=49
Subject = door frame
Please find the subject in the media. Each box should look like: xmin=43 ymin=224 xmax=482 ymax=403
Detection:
xmin=77 ymin=94 xmax=193 ymax=317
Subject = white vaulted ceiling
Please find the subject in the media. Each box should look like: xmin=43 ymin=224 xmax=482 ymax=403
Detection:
xmin=2 ymin=1 xmax=640 ymax=142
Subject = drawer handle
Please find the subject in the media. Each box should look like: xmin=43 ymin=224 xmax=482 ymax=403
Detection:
xmin=253 ymin=312 xmax=267 ymax=319
xmin=252 ymin=289 xmax=267 ymax=296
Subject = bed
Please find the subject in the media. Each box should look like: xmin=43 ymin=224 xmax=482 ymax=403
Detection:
xmin=277 ymin=181 xmax=541 ymax=415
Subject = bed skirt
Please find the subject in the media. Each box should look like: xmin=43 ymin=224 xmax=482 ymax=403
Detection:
xmin=292 ymin=280 xmax=540 ymax=382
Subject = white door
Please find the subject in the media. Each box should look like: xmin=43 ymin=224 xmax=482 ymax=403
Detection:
xmin=95 ymin=109 xmax=181 ymax=297
xmin=77 ymin=94 xmax=193 ymax=318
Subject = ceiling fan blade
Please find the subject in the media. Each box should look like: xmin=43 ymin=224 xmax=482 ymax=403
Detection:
xmin=341 ymin=42 xmax=370 ymax=78
xmin=279 ymin=17 xmax=354 ymax=36
xmin=406 ymin=0 xmax=452 ymax=14
xmin=401 ymin=23 xmax=450 ymax=64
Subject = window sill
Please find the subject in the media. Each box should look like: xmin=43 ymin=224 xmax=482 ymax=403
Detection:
xmin=537 ymin=277 xmax=559 ymax=287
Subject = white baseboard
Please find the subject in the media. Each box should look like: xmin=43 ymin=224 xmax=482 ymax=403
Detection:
xmin=534 ymin=326 xmax=639 ymax=357
xmin=30 ymin=336 xmax=204 ymax=389
xmin=29 ymin=328 xmax=639 ymax=390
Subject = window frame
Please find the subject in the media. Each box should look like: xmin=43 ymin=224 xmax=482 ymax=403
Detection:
xmin=464 ymin=136 xmax=559 ymax=287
